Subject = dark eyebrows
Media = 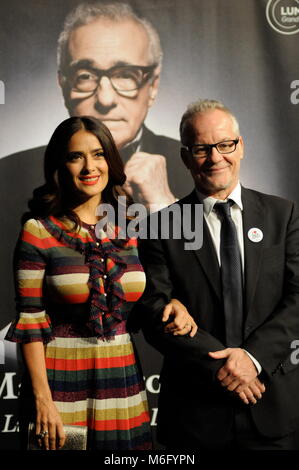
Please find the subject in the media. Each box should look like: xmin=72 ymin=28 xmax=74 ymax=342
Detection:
xmin=67 ymin=147 xmax=104 ymax=156
xmin=68 ymin=59 xmax=135 ymax=72
xmin=194 ymin=138 xmax=235 ymax=146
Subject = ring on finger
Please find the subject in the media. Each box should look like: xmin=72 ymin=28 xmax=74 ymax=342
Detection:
xmin=36 ymin=430 xmax=49 ymax=439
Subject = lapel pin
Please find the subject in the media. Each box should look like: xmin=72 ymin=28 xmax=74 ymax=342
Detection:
xmin=248 ymin=227 xmax=263 ymax=243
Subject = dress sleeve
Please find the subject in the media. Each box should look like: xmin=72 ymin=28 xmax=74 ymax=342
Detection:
xmin=5 ymin=219 xmax=54 ymax=344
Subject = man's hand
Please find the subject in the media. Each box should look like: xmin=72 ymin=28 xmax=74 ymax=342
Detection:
xmin=209 ymin=348 xmax=258 ymax=387
xmin=162 ymin=299 xmax=198 ymax=337
xmin=234 ymin=378 xmax=266 ymax=405
xmin=123 ymin=151 xmax=176 ymax=211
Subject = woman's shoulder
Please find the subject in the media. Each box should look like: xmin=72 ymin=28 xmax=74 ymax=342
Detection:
xmin=22 ymin=217 xmax=46 ymax=232
xmin=21 ymin=216 xmax=59 ymax=240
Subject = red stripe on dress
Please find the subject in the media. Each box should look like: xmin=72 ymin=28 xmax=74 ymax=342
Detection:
xmin=23 ymin=230 xmax=65 ymax=249
xmin=124 ymin=292 xmax=143 ymax=302
xmin=49 ymin=216 xmax=94 ymax=243
xmin=45 ymin=353 xmax=136 ymax=371
xmin=92 ymin=411 xmax=150 ymax=431
xmin=17 ymin=321 xmax=50 ymax=330
xmin=19 ymin=287 xmax=43 ymax=298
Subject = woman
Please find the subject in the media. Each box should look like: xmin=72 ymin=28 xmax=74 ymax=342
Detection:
xmin=6 ymin=116 xmax=196 ymax=451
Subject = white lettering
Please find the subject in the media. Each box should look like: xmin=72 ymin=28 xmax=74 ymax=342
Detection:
xmin=150 ymin=407 xmax=158 ymax=427
xmin=2 ymin=415 xmax=19 ymax=433
xmin=0 ymin=372 xmax=18 ymax=399
xmin=149 ymin=455 xmax=159 ymax=464
xmin=104 ymin=455 xmax=139 ymax=467
xmin=281 ymin=6 xmax=299 ymax=16
xmin=0 ymin=340 xmax=4 ymax=364
xmin=149 ymin=454 xmax=196 ymax=465
xmin=281 ymin=15 xmax=299 ymax=22
xmin=146 ymin=375 xmax=160 ymax=394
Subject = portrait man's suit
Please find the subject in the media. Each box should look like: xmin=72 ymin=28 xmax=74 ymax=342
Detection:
xmin=138 ymin=187 xmax=299 ymax=448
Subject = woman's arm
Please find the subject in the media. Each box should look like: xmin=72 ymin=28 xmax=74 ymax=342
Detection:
xmin=22 ymin=342 xmax=66 ymax=450
xmin=6 ymin=220 xmax=66 ymax=450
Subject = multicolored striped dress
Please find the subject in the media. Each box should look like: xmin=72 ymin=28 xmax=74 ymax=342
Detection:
xmin=6 ymin=215 xmax=151 ymax=450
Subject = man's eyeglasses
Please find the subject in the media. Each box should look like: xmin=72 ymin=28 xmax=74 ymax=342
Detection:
xmin=185 ymin=139 xmax=240 ymax=158
xmin=65 ymin=64 xmax=157 ymax=97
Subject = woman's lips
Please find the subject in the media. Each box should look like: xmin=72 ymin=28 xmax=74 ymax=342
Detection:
xmin=79 ymin=175 xmax=100 ymax=185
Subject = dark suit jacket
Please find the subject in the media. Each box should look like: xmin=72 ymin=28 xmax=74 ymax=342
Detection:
xmin=137 ymin=187 xmax=299 ymax=446
xmin=139 ymin=127 xmax=192 ymax=199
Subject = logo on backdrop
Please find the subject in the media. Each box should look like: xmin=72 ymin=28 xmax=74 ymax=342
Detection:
xmin=266 ymin=0 xmax=299 ymax=34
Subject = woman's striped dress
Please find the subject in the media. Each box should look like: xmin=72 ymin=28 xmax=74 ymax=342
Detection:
xmin=6 ymin=216 xmax=151 ymax=450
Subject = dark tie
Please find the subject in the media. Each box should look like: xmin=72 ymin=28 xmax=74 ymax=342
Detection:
xmin=214 ymin=200 xmax=243 ymax=347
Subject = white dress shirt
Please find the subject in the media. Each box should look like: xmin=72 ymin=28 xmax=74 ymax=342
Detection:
xmin=196 ymin=183 xmax=262 ymax=374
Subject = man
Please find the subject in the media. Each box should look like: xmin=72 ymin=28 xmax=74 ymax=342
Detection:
xmin=137 ymin=99 xmax=299 ymax=450
xmin=57 ymin=1 xmax=191 ymax=210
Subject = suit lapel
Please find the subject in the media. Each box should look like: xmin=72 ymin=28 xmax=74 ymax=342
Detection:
xmin=242 ymin=187 xmax=265 ymax=319
xmin=180 ymin=191 xmax=222 ymax=300
xmin=179 ymin=187 xmax=266 ymax=307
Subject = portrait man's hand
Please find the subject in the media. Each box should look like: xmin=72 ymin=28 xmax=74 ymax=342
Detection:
xmin=123 ymin=151 xmax=176 ymax=211
xmin=209 ymin=348 xmax=258 ymax=387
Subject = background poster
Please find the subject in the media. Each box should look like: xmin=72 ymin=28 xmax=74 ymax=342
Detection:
xmin=0 ymin=0 xmax=298 ymax=449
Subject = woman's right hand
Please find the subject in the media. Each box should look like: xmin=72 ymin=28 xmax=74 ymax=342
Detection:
xmin=162 ymin=298 xmax=198 ymax=337
xmin=21 ymin=342 xmax=66 ymax=450
xmin=35 ymin=396 xmax=66 ymax=450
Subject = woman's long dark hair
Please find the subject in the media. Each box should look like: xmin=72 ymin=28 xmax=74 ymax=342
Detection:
xmin=23 ymin=116 xmax=129 ymax=229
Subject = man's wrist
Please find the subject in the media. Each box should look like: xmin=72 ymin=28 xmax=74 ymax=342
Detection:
xmin=243 ymin=349 xmax=262 ymax=375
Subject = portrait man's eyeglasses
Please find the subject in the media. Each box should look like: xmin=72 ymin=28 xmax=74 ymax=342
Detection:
xmin=185 ymin=139 xmax=240 ymax=158
xmin=64 ymin=64 xmax=158 ymax=97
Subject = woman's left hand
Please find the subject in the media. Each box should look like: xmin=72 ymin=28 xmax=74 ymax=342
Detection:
xmin=162 ymin=299 xmax=198 ymax=337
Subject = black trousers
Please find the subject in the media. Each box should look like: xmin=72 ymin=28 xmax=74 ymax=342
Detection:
xmin=166 ymin=404 xmax=296 ymax=451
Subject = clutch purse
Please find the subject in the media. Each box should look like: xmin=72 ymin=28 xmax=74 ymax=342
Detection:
xmin=28 ymin=422 xmax=88 ymax=450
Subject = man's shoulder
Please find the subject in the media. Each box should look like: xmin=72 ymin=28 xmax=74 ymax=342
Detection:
xmin=0 ymin=146 xmax=45 ymax=173
xmin=0 ymin=146 xmax=45 ymax=200
xmin=242 ymin=186 xmax=295 ymax=209
xmin=141 ymin=126 xmax=180 ymax=153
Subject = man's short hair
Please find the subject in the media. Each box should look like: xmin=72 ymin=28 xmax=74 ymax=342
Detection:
xmin=180 ymin=99 xmax=240 ymax=146
xmin=57 ymin=2 xmax=163 ymax=75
